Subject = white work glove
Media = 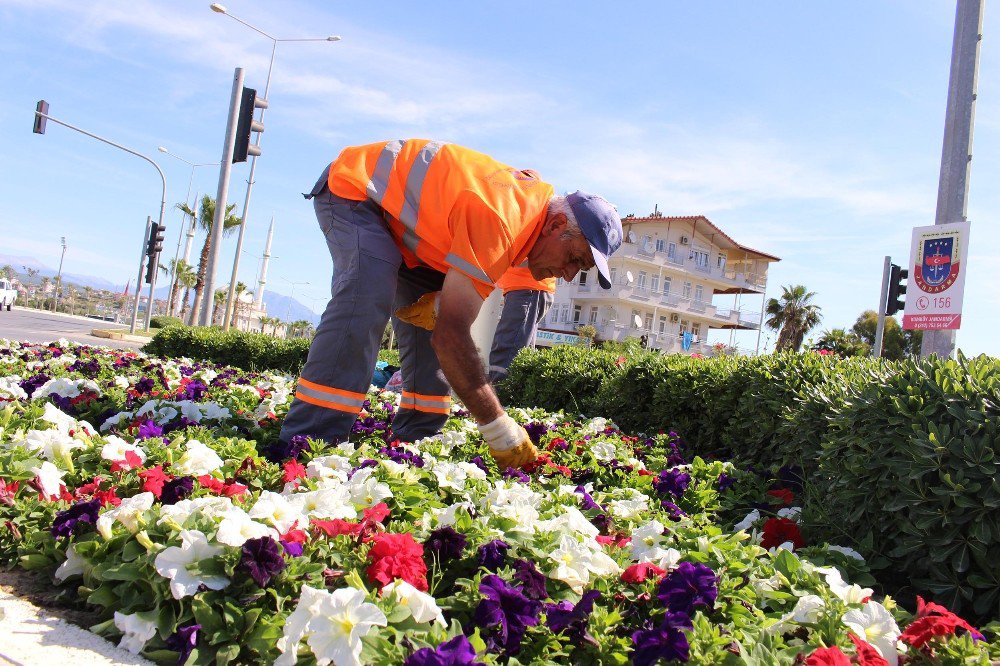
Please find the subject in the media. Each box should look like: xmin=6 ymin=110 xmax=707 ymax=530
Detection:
xmin=478 ymin=413 xmax=538 ymax=470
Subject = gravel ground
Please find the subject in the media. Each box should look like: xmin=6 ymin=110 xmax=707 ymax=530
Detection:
xmin=0 ymin=573 xmax=154 ymax=666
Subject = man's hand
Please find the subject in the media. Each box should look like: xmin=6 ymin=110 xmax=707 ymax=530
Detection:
xmin=478 ymin=413 xmax=539 ymax=470
xmin=395 ymin=291 xmax=439 ymax=330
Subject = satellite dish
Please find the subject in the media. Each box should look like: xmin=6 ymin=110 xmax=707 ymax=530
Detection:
xmin=633 ymin=314 xmax=643 ymax=328
xmin=625 ymin=271 xmax=635 ymax=284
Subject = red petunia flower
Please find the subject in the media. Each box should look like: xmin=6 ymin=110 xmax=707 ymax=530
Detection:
xmin=366 ymin=532 xmax=428 ymax=591
xmin=900 ymin=595 xmax=983 ymax=648
xmin=362 ymin=502 xmax=390 ymax=524
xmin=805 ymin=646 xmax=851 ymax=666
xmin=282 ymin=460 xmax=307 ymax=484
xmin=766 ymin=488 xmax=794 ymax=506
xmin=138 ymin=466 xmax=170 ymax=498
xmin=621 ymin=562 xmax=666 ymax=584
xmin=760 ymin=517 xmax=804 ymax=550
xmin=313 ymin=519 xmax=363 ymax=538
xmin=848 ymin=633 xmax=890 ymax=666
xmin=280 ymin=527 xmax=309 ymax=544
xmin=93 ymin=487 xmax=121 ymax=507
xmin=110 ymin=450 xmax=144 ymax=473
xmin=0 ymin=478 xmax=21 ymax=506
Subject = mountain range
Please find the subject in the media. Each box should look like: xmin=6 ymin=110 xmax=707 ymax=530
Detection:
xmin=0 ymin=254 xmax=322 ymax=326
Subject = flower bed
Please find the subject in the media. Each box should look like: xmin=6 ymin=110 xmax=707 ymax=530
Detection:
xmin=0 ymin=339 xmax=996 ymax=665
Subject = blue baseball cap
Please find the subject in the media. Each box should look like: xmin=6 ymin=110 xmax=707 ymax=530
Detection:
xmin=567 ymin=191 xmax=622 ymax=289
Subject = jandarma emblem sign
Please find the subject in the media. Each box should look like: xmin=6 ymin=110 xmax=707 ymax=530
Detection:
xmin=913 ymin=234 xmax=960 ymax=293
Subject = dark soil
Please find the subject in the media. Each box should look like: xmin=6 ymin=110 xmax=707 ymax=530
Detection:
xmin=0 ymin=567 xmax=102 ymax=629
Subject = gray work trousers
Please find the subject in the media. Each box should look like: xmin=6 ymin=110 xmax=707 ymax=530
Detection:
xmin=487 ymin=288 xmax=553 ymax=383
xmin=279 ymin=167 xmax=450 ymax=445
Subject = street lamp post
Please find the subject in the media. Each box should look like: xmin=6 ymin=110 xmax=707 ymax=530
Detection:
xmin=31 ymin=102 xmax=167 ymax=334
xmin=53 ymin=236 xmax=67 ymax=313
xmin=157 ymin=147 xmax=218 ymax=316
xmin=210 ymin=3 xmax=340 ymax=332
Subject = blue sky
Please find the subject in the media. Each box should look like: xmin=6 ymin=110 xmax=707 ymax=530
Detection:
xmin=1 ymin=0 xmax=998 ymax=355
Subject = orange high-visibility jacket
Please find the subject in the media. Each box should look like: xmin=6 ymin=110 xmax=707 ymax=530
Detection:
xmin=496 ymin=266 xmax=556 ymax=295
xmin=327 ymin=139 xmax=554 ymax=299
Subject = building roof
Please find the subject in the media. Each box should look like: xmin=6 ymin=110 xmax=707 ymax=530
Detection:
xmin=620 ymin=214 xmax=781 ymax=262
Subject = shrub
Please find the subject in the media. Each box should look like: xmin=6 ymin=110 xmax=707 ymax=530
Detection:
xmin=149 ymin=315 xmax=185 ymax=329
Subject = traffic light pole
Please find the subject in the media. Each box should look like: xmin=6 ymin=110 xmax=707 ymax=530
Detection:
xmin=922 ymin=0 xmax=983 ymax=358
xmin=130 ymin=217 xmax=153 ymax=334
xmin=199 ymin=67 xmax=245 ymax=327
xmin=873 ymin=256 xmax=891 ymax=358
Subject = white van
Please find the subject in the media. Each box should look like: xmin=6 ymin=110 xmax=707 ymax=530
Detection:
xmin=0 ymin=279 xmax=16 ymax=311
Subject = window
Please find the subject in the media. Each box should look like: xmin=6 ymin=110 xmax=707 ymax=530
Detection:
xmin=667 ymin=242 xmax=677 ymax=259
xmin=693 ymin=250 xmax=709 ymax=268
xmin=692 ymin=322 xmax=702 ymax=339
xmin=561 ymin=304 xmax=569 ymax=323
xmin=550 ymin=308 xmax=559 ymax=324
xmin=658 ymin=315 xmax=667 ymax=334
xmin=694 ymin=284 xmax=704 ymax=302
xmin=656 ymin=238 xmax=666 ymax=252
xmin=557 ymin=277 xmax=564 ymax=286
xmin=589 ymin=306 xmax=598 ymax=324
xmin=717 ymin=253 xmax=726 ymax=268
xmin=579 ymin=270 xmax=588 ymax=286
xmin=679 ymin=320 xmax=689 ymax=335
xmin=683 ymin=282 xmax=692 ymax=299
xmin=644 ymin=313 xmax=653 ymax=330
xmin=609 ymin=267 xmax=617 ymax=285
xmin=637 ymin=271 xmax=648 ymax=290
xmin=662 ymin=277 xmax=671 ymax=294
xmin=650 ymin=275 xmax=659 ymax=293
xmin=573 ymin=305 xmax=582 ymax=324
xmin=631 ymin=309 xmax=641 ymax=329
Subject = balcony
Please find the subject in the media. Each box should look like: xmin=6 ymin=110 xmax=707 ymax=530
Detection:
xmin=614 ymin=244 xmax=766 ymax=294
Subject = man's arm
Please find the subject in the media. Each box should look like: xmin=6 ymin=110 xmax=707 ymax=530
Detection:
xmin=431 ymin=269 xmax=504 ymax=425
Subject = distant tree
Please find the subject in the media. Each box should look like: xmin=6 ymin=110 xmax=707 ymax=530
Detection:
xmin=812 ymin=327 xmax=870 ymax=357
xmin=176 ymin=263 xmax=198 ymax=323
xmin=0 ymin=265 xmax=14 ymax=280
xmin=212 ymin=288 xmax=227 ymax=326
xmin=229 ymin=281 xmax=248 ymax=328
xmin=851 ymin=310 xmax=922 ymax=360
xmin=765 ymin=285 xmax=823 ymax=352
xmin=165 ymin=259 xmax=192 ymax=317
xmin=176 ymin=195 xmax=241 ymax=325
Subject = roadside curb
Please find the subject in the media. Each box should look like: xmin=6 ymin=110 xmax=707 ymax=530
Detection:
xmin=90 ymin=329 xmax=152 ymax=344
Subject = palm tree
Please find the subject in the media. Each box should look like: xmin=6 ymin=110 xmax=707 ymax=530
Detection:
xmin=765 ymin=285 xmax=822 ymax=352
xmin=212 ymin=288 xmax=227 ymax=326
xmin=176 ymin=262 xmax=198 ymax=323
xmin=176 ymin=195 xmax=242 ymax=325
xmin=164 ymin=259 xmax=192 ymax=317
xmin=229 ymin=281 xmax=248 ymax=328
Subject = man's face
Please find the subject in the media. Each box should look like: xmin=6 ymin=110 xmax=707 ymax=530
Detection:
xmin=527 ymin=215 xmax=596 ymax=282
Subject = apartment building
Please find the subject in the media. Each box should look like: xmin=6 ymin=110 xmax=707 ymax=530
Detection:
xmin=542 ymin=212 xmax=779 ymax=355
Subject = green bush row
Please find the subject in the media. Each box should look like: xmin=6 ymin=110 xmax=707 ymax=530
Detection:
xmin=499 ymin=346 xmax=1000 ymax=620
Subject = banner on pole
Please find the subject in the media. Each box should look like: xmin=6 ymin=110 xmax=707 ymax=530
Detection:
xmin=902 ymin=221 xmax=970 ymax=330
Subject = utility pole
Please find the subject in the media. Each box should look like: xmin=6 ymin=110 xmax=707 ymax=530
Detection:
xmin=873 ymin=256 xmax=891 ymax=357
xmin=53 ymin=236 xmax=67 ymax=312
xmin=921 ymin=0 xmax=984 ymax=358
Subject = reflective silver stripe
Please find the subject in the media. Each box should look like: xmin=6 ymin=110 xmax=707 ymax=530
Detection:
xmin=445 ymin=252 xmax=493 ymax=284
xmin=397 ymin=141 xmax=444 ymax=253
xmin=409 ymin=396 xmax=451 ymax=409
xmin=295 ymin=383 xmax=366 ymax=409
xmin=366 ymin=139 xmax=405 ymax=204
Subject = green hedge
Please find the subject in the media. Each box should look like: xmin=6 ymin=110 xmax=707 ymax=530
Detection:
xmin=149 ymin=315 xmax=186 ymax=329
xmin=500 ymin=346 xmax=1000 ymax=620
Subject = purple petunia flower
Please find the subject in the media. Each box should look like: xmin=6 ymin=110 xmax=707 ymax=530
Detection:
xmin=512 ymin=559 xmax=548 ymax=601
xmin=51 ymin=498 xmax=102 ymax=537
xmin=160 ymin=477 xmax=195 ymax=505
xmin=379 ymin=445 xmax=425 ymax=468
xmin=653 ymin=469 xmax=691 ymax=499
xmin=348 ymin=459 xmax=379 ymax=479
xmin=522 ymin=422 xmax=549 ymax=445
xmin=134 ymin=377 xmax=155 ymax=394
xmin=477 ymin=539 xmax=510 ymax=572
xmin=574 ymin=486 xmax=602 ymax=511
xmin=660 ymin=500 xmax=687 ymax=520
xmin=177 ymin=380 xmax=208 ymax=401
xmin=404 ymin=634 xmax=482 ymax=666
xmin=502 ymin=468 xmax=530 ymax=483
xmin=631 ymin=611 xmax=694 ymax=666
xmin=473 ymin=575 xmax=542 ymax=655
xmin=425 ymin=526 xmax=467 ymax=562
xmin=716 ymin=473 xmax=736 ymax=492
xmin=468 ymin=456 xmax=489 ymax=475
xmin=19 ymin=373 xmax=50 ymax=397
xmin=545 ymin=589 xmax=601 ymax=643
xmin=657 ymin=562 xmax=718 ymax=615
xmin=165 ymin=622 xmax=201 ymax=665
xmin=238 ymin=536 xmax=286 ymax=588
xmin=281 ymin=540 xmax=304 ymax=557
xmin=136 ymin=419 xmax=164 ymax=440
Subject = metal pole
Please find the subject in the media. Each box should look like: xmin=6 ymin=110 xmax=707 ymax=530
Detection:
xmin=130 ymin=218 xmax=153 ymax=333
xmin=183 ymin=192 xmax=199 ymax=264
xmin=31 ymin=106 xmax=167 ymax=334
xmin=873 ymin=255 xmax=891 ymax=357
xmin=921 ymin=0 xmax=984 ymax=359
xmin=144 ymin=234 xmax=161 ymax=332
xmin=199 ymin=67 xmax=244 ymax=327
xmin=223 ymin=42 xmax=277 ymax=331
xmin=53 ymin=237 xmax=66 ymax=312
xmin=166 ymin=165 xmax=195 ymax=316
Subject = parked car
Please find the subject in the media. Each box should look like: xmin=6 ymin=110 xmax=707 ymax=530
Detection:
xmin=0 ymin=279 xmax=16 ymax=311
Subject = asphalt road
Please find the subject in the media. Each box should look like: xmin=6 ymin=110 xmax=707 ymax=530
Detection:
xmin=0 ymin=307 xmax=146 ymax=351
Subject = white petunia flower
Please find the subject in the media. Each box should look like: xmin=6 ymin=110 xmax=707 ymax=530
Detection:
xmin=97 ymin=492 xmax=155 ymax=539
xmin=381 ymin=580 xmax=446 ymax=626
xmin=215 ymin=507 xmax=277 ymax=547
xmin=289 ymin=488 xmax=357 ymax=521
xmin=114 ymin=611 xmax=158 ymax=654
xmin=173 ymin=439 xmax=225 ymax=476
xmin=827 ymin=545 xmax=865 ymax=561
xmin=843 ymin=601 xmax=901 ymax=665
xmin=100 ymin=435 xmax=147 ymax=464
xmin=347 ymin=468 xmax=392 ymax=508
xmin=535 ymin=506 xmax=600 ymax=540
xmin=734 ymin=509 xmax=761 ymax=532
xmin=33 ymin=377 xmax=101 ymax=400
xmin=423 ymin=501 xmax=474 ymax=529
xmin=275 ymin=586 xmax=387 ymax=666
xmin=818 ymin=566 xmax=874 ymax=605
xmin=608 ymin=494 xmax=650 ymax=519
xmin=54 ymin=545 xmax=89 ymax=582
xmin=767 ymin=594 xmax=826 ymax=634
xmin=547 ymin=534 xmax=621 ymax=592
xmin=31 ymin=461 xmax=65 ymax=497
xmin=630 ymin=520 xmax=669 ymax=563
xmin=154 ymin=529 xmax=230 ymax=600
xmin=249 ymin=491 xmax=307 ymax=534
xmin=0 ymin=376 xmax=28 ymax=400
xmin=590 ymin=440 xmax=618 ymax=461
xmin=777 ymin=506 xmax=801 ymax=521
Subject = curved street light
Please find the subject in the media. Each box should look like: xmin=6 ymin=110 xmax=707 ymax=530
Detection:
xmin=210 ymin=4 xmax=340 ymax=331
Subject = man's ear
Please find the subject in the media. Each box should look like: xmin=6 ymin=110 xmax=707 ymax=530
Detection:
xmin=543 ymin=212 xmax=568 ymax=237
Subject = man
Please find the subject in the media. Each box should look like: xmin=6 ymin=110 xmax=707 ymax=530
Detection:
xmin=279 ymin=139 xmax=621 ymax=470
xmin=487 ymin=267 xmax=556 ymax=383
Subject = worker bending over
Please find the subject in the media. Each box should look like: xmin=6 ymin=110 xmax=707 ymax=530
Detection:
xmin=279 ymin=139 xmax=621 ymax=470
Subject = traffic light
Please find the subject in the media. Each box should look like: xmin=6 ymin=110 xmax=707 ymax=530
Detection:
xmin=145 ymin=223 xmax=166 ymax=258
xmin=33 ymin=100 xmax=49 ymax=134
xmin=233 ymin=86 xmax=267 ymax=163
xmin=886 ymin=263 xmax=908 ymax=316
